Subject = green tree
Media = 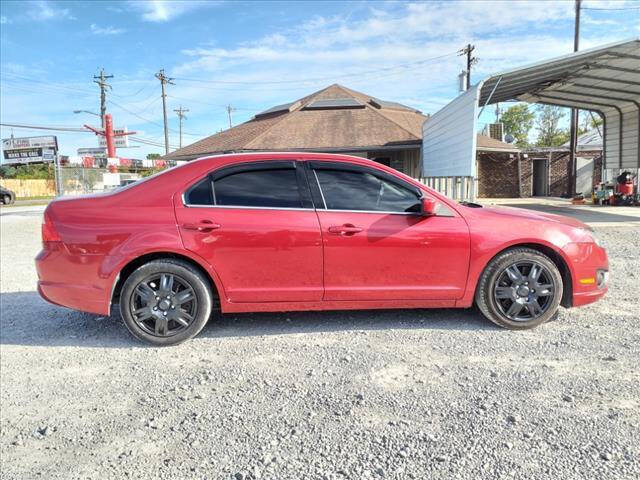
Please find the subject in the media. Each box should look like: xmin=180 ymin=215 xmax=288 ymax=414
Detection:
xmin=499 ymin=104 xmax=535 ymax=147
xmin=146 ymin=153 xmax=161 ymax=160
xmin=535 ymin=105 xmax=569 ymax=147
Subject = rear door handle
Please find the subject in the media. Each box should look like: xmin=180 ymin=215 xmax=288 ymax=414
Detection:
xmin=328 ymin=224 xmax=363 ymax=235
xmin=182 ymin=220 xmax=221 ymax=232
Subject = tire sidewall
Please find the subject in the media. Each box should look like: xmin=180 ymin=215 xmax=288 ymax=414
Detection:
xmin=120 ymin=260 xmax=212 ymax=346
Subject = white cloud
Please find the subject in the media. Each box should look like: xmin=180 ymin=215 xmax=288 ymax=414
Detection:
xmin=126 ymin=0 xmax=219 ymax=23
xmin=0 ymin=16 xmax=10 ymax=24
xmin=27 ymin=0 xmax=75 ymax=21
xmin=90 ymin=24 xmax=126 ymax=35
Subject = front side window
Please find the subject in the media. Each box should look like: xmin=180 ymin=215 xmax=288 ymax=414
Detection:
xmin=214 ymin=168 xmax=302 ymax=208
xmin=314 ymin=169 xmax=420 ymax=213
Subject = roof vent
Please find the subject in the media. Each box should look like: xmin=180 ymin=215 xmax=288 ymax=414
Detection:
xmin=369 ymin=98 xmax=421 ymax=113
xmin=303 ymin=98 xmax=364 ymax=110
xmin=254 ymin=101 xmax=301 ymax=119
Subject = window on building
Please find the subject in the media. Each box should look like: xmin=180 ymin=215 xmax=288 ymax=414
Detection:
xmin=314 ymin=169 xmax=420 ymax=213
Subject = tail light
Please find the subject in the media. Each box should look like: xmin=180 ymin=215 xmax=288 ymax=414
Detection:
xmin=42 ymin=210 xmax=61 ymax=246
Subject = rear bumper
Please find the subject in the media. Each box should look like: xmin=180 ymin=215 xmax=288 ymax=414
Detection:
xmin=35 ymin=245 xmax=111 ymax=315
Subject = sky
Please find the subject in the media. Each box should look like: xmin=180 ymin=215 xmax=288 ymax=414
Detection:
xmin=1 ymin=0 xmax=639 ymax=159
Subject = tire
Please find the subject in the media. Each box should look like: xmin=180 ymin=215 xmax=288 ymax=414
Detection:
xmin=475 ymin=248 xmax=563 ymax=330
xmin=119 ymin=259 xmax=213 ymax=346
xmin=1 ymin=195 xmax=10 ymax=205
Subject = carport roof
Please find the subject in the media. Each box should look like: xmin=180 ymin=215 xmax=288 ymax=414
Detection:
xmin=478 ymin=38 xmax=640 ymax=169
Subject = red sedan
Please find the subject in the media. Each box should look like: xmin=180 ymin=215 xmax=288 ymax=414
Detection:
xmin=36 ymin=153 xmax=609 ymax=345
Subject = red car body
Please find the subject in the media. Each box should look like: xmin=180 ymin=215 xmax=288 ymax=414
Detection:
xmin=36 ymin=152 xmax=608 ymax=318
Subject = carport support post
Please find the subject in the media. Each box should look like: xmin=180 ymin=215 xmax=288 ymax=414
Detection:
xmin=569 ymin=0 xmax=582 ymax=197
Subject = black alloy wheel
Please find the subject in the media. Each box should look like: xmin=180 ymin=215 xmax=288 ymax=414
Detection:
xmin=475 ymin=248 xmax=564 ymax=330
xmin=492 ymin=261 xmax=556 ymax=322
xmin=120 ymin=259 xmax=213 ymax=346
xmin=130 ymin=273 xmax=198 ymax=337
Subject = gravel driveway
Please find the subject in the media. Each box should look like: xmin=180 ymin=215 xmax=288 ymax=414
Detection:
xmin=1 ymin=205 xmax=639 ymax=480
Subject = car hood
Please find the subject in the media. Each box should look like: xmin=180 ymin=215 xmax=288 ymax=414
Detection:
xmin=477 ymin=205 xmax=590 ymax=230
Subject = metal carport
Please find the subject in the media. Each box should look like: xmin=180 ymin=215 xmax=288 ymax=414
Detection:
xmin=480 ymin=38 xmax=640 ymax=170
xmin=422 ymin=38 xmax=640 ymax=199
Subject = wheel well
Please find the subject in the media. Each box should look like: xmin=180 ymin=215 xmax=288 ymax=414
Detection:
xmin=111 ymin=252 xmax=220 ymax=308
xmin=487 ymin=243 xmax=573 ymax=308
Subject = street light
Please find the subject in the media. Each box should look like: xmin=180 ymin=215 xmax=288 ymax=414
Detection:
xmin=73 ymin=110 xmax=101 ymax=117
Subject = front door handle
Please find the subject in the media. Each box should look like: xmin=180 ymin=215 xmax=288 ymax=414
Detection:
xmin=328 ymin=224 xmax=363 ymax=236
xmin=182 ymin=220 xmax=221 ymax=232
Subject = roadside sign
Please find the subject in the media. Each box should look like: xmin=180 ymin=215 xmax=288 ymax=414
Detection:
xmin=2 ymin=135 xmax=58 ymax=165
xmin=3 ymin=147 xmax=56 ymax=164
xmin=2 ymin=135 xmax=58 ymax=150
xmin=78 ymin=147 xmax=107 ymax=158
xmin=99 ymin=127 xmax=129 ymax=148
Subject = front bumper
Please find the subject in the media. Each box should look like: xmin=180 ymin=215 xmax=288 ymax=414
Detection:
xmin=562 ymin=242 xmax=609 ymax=308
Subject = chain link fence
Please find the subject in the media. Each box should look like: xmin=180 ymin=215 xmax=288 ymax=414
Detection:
xmin=56 ymin=167 xmax=146 ymax=196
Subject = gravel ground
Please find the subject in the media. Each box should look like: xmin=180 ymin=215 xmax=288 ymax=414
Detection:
xmin=1 ymin=206 xmax=639 ymax=480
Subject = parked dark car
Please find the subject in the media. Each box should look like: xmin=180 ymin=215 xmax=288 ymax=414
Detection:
xmin=1 ymin=186 xmax=16 ymax=205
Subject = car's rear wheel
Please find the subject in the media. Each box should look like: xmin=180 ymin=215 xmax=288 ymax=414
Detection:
xmin=2 ymin=195 xmax=11 ymax=205
xmin=119 ymin=259 xmax=213 ymax=345
xmin=475 ymin=248 xmax=563 ymax=330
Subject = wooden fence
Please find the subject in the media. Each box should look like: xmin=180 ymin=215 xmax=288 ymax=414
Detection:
xmin=0 ymin=179 xmax=56 ymax=198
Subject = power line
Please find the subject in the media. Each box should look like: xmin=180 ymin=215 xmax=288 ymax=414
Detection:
xmin=225 ymin=104 xmax=236 ymax=128
xmin=93 ymin=68 xmax=114 ymax=128
xmin=581 ymin=6 xmax=640 ymax=10
xmin=173 ymin=105 xmax=189 ymax=148
xmin=173 ymin=51 xmax=459 ymax=86
xmin=155 ymin=69 xmax=175 ymax=155
xmin=458 ymin=44 xmax=477 ymax=90
xmin=107 ymin=99 xmax=205 ymax=137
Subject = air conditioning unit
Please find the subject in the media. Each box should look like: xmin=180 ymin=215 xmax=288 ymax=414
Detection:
xmin=482 ymin=123 xmax=504 ymax=141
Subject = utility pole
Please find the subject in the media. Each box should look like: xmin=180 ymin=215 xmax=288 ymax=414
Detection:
xmin=226 ymin=104 xmax=236 ymax=129
xmin=155 ymin=69 xmax=175 ymax=155
xmin=173 ymin=105 xmax=189 ymax=149
xmin=93 ymin=68 xmax=113 ymax=128
xmin=458 ymin=44 xmax=477 ymax=90
xmin=569 ymin=0 xmax=581 ymax=196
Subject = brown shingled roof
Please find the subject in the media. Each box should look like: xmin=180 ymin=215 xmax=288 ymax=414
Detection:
xmin=163 ymin=84 xmax=518 ymax=161
xmin=164 ymin=84 xmax=429 ymax=161
xmin=476 ymin=135 xmax=520 ymax=152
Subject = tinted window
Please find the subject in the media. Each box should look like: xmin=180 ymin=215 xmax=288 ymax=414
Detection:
xmin=314 ymin=169 xmax=420 ymax=213
xmin=214 ymin=168 xmax=302 ymax=208
xmin=185 ymin=177 xmax=213 ymax=205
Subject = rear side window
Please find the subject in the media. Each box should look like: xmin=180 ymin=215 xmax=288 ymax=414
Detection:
xmin=314 ymin=169 xmax=420 ymax=213
xmin=184 ymin=178 xmax=213 ymax=205
xmin=214 ymin=168 xmax=302 ymax=208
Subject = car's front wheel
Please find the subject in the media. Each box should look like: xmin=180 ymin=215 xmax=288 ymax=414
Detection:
xmin=119 ymin=259 xmax=213 ymax=345
xmin=1 ymin=195 xmax=12 ymax=205
xmin=475 ymin=248 xmax=563 ymax=330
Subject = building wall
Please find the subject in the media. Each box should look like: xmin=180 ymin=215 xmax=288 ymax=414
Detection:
xmin=520 ymin=156 xmax=533 ymax=197
xmin=476 ymin=152 xmax=520 ymax=198
xmin=367 ymin=148 xmax=421 ymax=177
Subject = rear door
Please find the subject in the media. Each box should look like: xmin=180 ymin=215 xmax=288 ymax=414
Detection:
xmin=175 ymin=160 xmax=323 ymax=303
xmin=306 ymin=161 xmax=470 ymax=301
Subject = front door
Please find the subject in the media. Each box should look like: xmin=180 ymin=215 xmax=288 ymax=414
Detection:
xmin=175 ymin=161 xmax=323 ymax=303
xmin=307 ymin=162 xmax=470 ymax=301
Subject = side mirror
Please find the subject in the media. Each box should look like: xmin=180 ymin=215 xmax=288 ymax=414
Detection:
xmin=421 ymin=197 xmax=437 ymax=217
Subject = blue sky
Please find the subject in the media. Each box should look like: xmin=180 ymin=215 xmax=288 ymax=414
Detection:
xmin=1 ymin=0 xmax=639 ymax=158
